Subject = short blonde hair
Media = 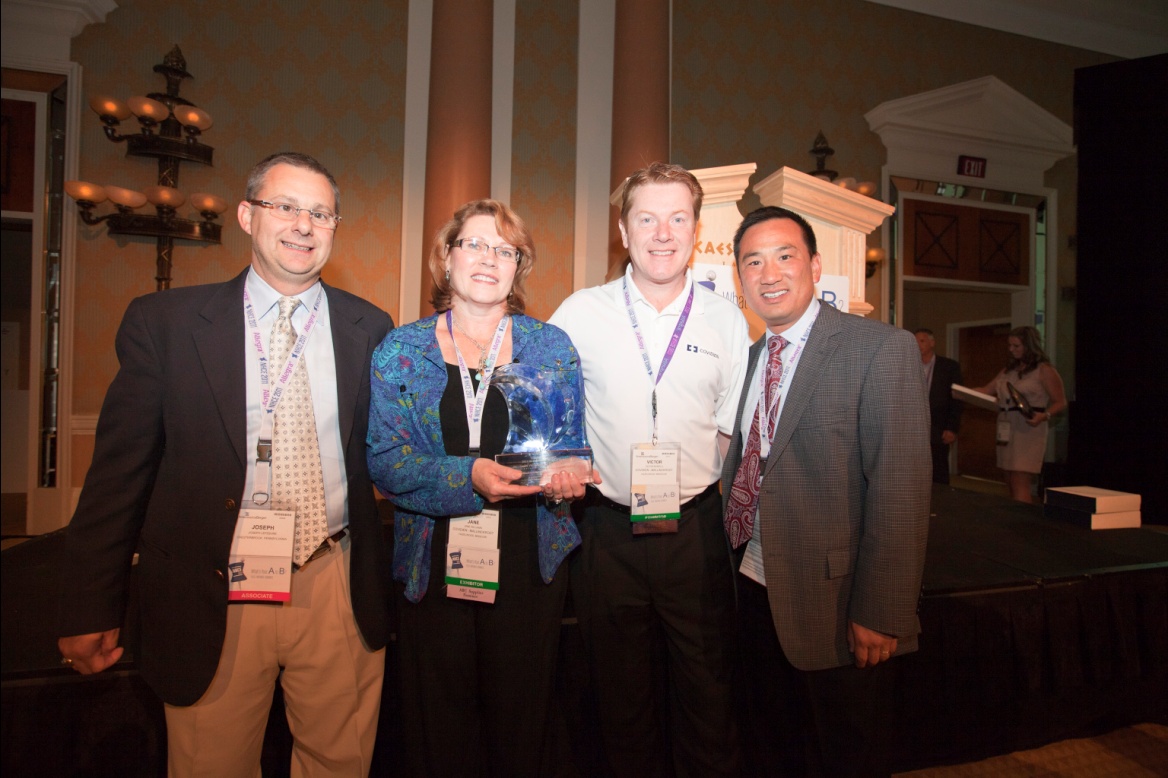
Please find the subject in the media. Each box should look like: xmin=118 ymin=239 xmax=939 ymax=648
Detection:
xmin=428 ymin=199 xmax=536 ymax=315
xmin=619 ymin=162 xmax=704 ymax=225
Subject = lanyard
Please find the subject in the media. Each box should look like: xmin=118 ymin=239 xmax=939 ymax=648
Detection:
xmin=447 ymin=310 xmax=510 ymax=455
xmin=622 ymin=278 xmax=694 ymax=446
xmin=244 ymin=286 xmax=324 ymax=504
xmin=756 ymin=306 xmax=817 ymax=462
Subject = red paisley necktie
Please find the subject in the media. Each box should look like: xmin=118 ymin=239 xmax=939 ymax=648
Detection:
xmin=724 ymin=335 xmax=786 ymax=549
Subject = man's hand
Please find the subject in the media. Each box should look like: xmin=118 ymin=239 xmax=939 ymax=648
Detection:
xmin=471 ymin=459 xmax=543 ymax=503
xmin=847 ymin=621 xmax=897 ymax=669
xmin=542 ymin=469 xmax=603 ymax=505
xmin=59 ymin=629 xmax=123 ymax=674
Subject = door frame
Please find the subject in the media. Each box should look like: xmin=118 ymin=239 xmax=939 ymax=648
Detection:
xmin=1 ymin=56 xmax=82 ymax=533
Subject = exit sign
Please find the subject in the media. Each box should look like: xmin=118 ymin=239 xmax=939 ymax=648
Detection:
xmin=958 ymin=155 xmax=987 ymax=178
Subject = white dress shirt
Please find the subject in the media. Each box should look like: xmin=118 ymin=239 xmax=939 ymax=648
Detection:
xmin=738 ymin=298 xmax=820 ymax=584
xmin=241 ymin=269 xmax=348 ymax=534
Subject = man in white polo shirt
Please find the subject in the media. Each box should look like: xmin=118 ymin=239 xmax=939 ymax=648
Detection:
xmin=550 ymin=162 xmax=749 ymax=777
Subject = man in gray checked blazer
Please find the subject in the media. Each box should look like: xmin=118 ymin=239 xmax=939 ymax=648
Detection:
xmin=723 ymin=206 xmax=930 ymax=777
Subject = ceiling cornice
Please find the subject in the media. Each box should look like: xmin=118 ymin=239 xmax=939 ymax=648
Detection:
xmin=863 ymin=0 xmax=1167 ymax=60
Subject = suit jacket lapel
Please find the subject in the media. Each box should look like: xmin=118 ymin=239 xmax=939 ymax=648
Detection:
xmin=325 ymin=283 xmax=369 ymax=452
xmin=764 ymin=305 xmax=841 ymax=477
xmin=193 ymin=270 xmax=249 ymax=468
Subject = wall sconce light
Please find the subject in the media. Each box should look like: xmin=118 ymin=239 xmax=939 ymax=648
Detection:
xmin=806 ymin=131 xmax=886 ymax=279
xmin=806 ymin=131 xmax=878 ymax=197
xmin=66 ymin=46 xmax=224 ymax=291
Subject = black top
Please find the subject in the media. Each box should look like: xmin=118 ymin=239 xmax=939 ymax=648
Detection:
xmin=439 ymin=363 xmax=536 ymax=511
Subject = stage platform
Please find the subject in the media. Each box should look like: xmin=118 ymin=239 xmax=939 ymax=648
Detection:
xmin=3 ymin=486 xmax=1166 ymax=775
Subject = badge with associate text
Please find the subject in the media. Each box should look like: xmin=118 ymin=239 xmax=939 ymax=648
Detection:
xmin=227 ymin=505 xmax=295 ymax=602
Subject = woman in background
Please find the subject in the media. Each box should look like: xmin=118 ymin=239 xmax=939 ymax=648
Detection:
xmin=974 ymin=326 xmax=1067 ymax=503
xmin=367 ymin=199 xmax=593 ymax=777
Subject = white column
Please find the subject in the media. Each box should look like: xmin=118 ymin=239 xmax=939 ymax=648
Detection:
xmin=754 ymin=167 xmax=895 ymax=318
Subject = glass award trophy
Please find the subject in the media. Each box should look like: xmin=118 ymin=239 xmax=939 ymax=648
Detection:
xmin=1006 ymin=381 xmax=1035 ymax=419
xmin=490 ymin=363 xmax=594 ymax=486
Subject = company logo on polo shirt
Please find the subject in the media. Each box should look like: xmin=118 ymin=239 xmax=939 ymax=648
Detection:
xmin=685 ymin=343 xmax=719 ymax=359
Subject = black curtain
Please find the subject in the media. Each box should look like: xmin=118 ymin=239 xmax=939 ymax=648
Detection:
xmin=1070 ymin=53 xmax=1168 ymax=523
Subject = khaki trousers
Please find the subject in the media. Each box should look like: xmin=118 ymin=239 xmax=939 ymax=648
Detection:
xmin=164 ymin=535 xmax=384 ymax=777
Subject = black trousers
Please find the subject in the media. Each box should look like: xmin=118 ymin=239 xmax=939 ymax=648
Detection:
xmin=395 ymin=513 xmax=571 ymax=778
xmin=572 ymin=486 xmax=739 ymax=778
xmin=736 ymin=574 xmax=894 ymax=777
xmin=930 ymin=431 xmax=951 ymax=485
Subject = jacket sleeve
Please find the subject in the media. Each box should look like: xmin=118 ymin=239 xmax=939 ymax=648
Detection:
xmin=57 ymin=296 xmax=166 ymax=636
xmin=849 ymin=328 xmax=932 ymax=638
xmin=367 ymin=336 xmax=483 ymax=518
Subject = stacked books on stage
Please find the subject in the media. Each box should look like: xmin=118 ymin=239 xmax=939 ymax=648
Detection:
xmin=1044 ymin=486 xmax=1142 ymax=529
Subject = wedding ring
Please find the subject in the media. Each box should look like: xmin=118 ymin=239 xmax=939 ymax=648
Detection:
xmin=60 ymin=657 xmax=74 ymax=666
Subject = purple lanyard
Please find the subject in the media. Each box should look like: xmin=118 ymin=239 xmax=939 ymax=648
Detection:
xmin=622 ymin=278 xmax=694 ymax=445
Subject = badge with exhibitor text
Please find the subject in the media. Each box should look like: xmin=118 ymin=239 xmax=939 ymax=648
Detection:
xmin=227 ymin=504 xmax=295 ymax=602
xmin=446 ymin=509 xmax=500 ymax=604
xmin=630 ymin=443 xmax=681 ymax=534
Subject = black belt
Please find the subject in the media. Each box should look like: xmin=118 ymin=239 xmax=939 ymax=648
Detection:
xmin=591 ymin=482 xmax=719 ymax=515
xmin=297 ymin=528 xmax=347 ymax=569
xmin=1000 ymin=406 xmax=1046 ymax=413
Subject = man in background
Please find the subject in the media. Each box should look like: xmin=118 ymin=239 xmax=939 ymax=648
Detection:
xmin=915 ymin=327 xmax=964 ymax=484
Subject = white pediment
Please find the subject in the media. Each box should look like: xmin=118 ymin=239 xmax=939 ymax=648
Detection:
xmin=865 ymin=76 xmax=1074 ymax=192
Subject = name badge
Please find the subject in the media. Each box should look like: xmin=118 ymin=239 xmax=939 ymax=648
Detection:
xmin=996 ymin=419 xmax=1012 ymax=446
xmin=446 ymin=509 xmax=501 ymax=603
xmin=630 ymin=443 xmax=681 ymax=535
xmin=227 ymin=505 xmax=295 ymax=602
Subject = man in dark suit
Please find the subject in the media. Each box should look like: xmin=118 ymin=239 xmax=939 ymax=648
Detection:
xmin=56 ymin=152 xmax=393 ymax=775
xmin=914 ymin=328 xmax=964 ymax=484
xmin=723 ymin=206 xmax=930 ymax=776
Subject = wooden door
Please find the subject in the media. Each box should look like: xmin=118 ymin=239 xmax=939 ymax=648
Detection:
xmin=955 ymin=323 xmax=1010 ymax=480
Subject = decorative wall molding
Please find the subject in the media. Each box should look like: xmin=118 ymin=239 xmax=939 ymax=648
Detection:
xmin=72 ymin=413 xmax=98 ymax=434
xmin=0 ymin=0 xmax=116 ymax=61
xmin=865 ymin=76 xmax=1074 ymax=194
xmin=863 ymin=0 xmax=1167 ymax=60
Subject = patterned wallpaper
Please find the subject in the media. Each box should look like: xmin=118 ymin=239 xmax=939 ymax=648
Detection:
xmin=66 ymin=0 xmax=1117 ymax=460
xmin=509 ymin=0 xmax=579 ymax=322
xmin=69 ymin=0 xmax=408 ymax=413
xmin=672 ymin=0 xmax=1113 ymax=207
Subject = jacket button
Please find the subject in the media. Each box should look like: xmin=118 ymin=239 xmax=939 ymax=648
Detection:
xmin=225 ymin=498 xmax=236 ymax=510
xmin=215 ymin=569 xmax=225 ymax=580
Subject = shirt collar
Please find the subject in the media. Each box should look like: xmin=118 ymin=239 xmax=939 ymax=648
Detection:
xmin=619 ymin=264 xmax=699 ymax=315
xmin=246 ymin=267 xmax=322 ymax=319
xmin=767 ymin=297 xmax=820 ymax=348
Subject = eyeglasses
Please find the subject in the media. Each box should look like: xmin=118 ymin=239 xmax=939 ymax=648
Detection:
xmin=451 ymin=237 xmax=522 ymax=264
xmin=248 ymin=199 xmax=341 ymax=230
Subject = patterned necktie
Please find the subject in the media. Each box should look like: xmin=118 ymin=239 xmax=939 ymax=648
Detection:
xmin=724 ymin=335 xmax=787 ymax=549
xmin=270 ymin=296 xmax=329 ymax=566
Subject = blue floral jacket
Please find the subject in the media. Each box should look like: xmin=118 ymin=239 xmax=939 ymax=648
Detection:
xmin=368 ymin=314 xmax=586 ymax=603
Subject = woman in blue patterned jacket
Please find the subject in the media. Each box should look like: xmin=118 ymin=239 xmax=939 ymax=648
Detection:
xmin=368 ymin=199 xmax=594 ymax=777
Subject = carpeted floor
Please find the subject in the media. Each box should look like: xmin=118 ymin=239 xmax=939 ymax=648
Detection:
xmin=897 ymin=722 xmax=1168 ymax=777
